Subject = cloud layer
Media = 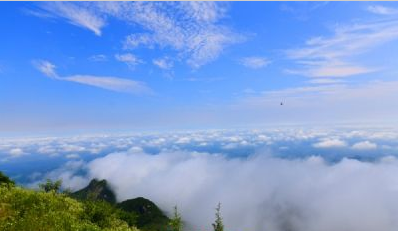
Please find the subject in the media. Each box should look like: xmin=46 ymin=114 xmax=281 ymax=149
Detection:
xmin=3 ymin=127 xmax=398 ymax=231
xmin=52 ymin=150 xmax=398 ymax=231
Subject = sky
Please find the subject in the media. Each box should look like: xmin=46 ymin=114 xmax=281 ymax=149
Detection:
xmin=1 ymin=1 xmax=398 ymax=133
xmin=3 ymin=3 xmax=398 ymax=229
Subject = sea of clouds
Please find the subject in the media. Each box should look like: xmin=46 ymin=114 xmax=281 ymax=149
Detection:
xmin=2 ymin=127 xmax=398 ymax=231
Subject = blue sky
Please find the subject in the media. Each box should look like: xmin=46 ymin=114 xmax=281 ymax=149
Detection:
xmin=1 ymin=1 xmax=398 ymax=133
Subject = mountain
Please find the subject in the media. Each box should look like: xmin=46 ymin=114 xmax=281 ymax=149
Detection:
xmin=71 ymin=178 xmax=170 ymax=231
xmin=117 ymin=197 xmax=170 ymax=231
xmin=71 ymin=179 xmax=116 ymax=204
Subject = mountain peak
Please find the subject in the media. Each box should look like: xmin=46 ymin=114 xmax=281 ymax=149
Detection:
xmin=117 ymin=197 xmax=169 ymax=231
xmin=71 ymin=178 xmax=116 ymax=204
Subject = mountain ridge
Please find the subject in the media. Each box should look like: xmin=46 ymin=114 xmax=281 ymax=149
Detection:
xmin=71 ymin=178 xmax=170 ymax=231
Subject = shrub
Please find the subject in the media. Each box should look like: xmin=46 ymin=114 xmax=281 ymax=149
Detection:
xmin=39 ymin=179 xmax=62 ymax=193
xmin=0 ymin=186 xmax=139 ymax=231
xmin=0 ymin=172 xmax=15 ymax=186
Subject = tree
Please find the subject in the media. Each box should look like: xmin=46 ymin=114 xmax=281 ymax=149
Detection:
xmin=0 ymin=171 xmax=15 ymax=186
xmin=212 ymin=203 xmax=224 ymax=231
xmin=39 ymin=179 xmax=62 ymax=193
xmin=169 ymin=206 xmax=182 ymax=231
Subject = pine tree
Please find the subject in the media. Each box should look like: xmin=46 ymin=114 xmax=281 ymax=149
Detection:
xmin=169 ymin=206 xmax=183 ymax=231
xmin=212 ymin=203 xmax=224 ymax=231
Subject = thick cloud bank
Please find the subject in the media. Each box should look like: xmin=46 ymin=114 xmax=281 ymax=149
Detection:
xmin=77 ymin=150 xmax=398 ymax=231
xmin=4 ymin=128 xmax=398 ymax=231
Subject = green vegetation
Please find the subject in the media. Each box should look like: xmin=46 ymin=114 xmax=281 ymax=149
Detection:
xmin=212 ymin=203 xmax=224 ymax=231
xmin=72 ymin=179 xmax=117 ymax=204
xmin=39 ymin=179 xmax=62 ymax=193
xmin=116 ymin=197 xmax=169 ymax=231
xmin=169 ymin=206 xmax=183 ymax=231
xmin=0 ymin=185 xmax=138 ymax=231
xmin=0 ymin=172 xmax=226 ymax=231
xmin=0 ymin=171 xmax=14 ymax=186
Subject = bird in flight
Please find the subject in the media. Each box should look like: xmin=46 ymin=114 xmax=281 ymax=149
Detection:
xmin=280 ymin=102 xmax=283 ymax=106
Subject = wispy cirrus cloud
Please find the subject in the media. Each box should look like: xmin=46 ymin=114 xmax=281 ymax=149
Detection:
xmin=240 ymin=56 xmax=270 ymax=69
xmin=280 ymin=2 xmax=328 ymax=21
xmin=178 ymin=1 xmax=227 ymax=23
xmin=307 ymin=78 xmax=345 ymax=85
xmin=115 ymin=53 xmax=143 ymax=69
xmin=153 ymin=57 xmax=173 ymax=70
xmin=33 ymin=60 xmax=151 ymax=95
xmin=112 ymin=2 xmax=243 ymax=68
xmin=89 ymin=54 xmax=107 ymax=62
xmin=66 ymin=75 xmax=150 ymax=94
xmin=29 ymin=2 xmax=242 ymax=69
xmin=367 ymin=5 xmax=398 ymax=15
xmin=285 ymin=19 xmax=398 ymax=78
xmin=33 ymin=2 xmax=106 ymax=36
xmin=33 ymin=60 xmax=58 ymax=78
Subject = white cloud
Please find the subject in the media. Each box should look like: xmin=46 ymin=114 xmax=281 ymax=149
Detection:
xmin=313 ymin=139 xmax=347 ymax=148
xmin=52 ymin=150 xmax=398 ymax=231
xmin=9 ymin=148 xmax=25 ymax=157
xmin=286 ymin=61 xmax=375 ymax=78
xmin=286 ymin=19 xmax=398 ymax=78
xmin=9 ymin=128 xmax=398 ymax=231
xmin=123 ymin=34 xmax=154 ymax=49
xmin=37 ymin=2 xmax=106 ymax=36
xmin=30 ymin=2 xmax=242 ymax=68
xmin=280 ymin=2 xmax=329 ymax=21
xmin=37 ymin=146 xmax=57 ymax=155
xmin=60 ymin=144 xmax=86 ymax=153
xmin=128 ymin=146 xmax=144 ymax=153
xmin=89 ymin=54 xmax=107 ymax=62
xmin=307 ymin=78 xmax=344 ymax=84
xmin=367 ymin=5 xmax=398 ymax=15
xmin=67 ymin=75 xmax=151 ymax=94
xmin=34 ymin=60 xmax=151 ymax=94
xmin=178 ymin=2 xmax=227 ymax=23
xmin=240 ymin=57 xmax=270 ymax=69
xmin=153 ymin=57 xmax=173 ymax=70
xmin=66 ymin=154 xmax=81 ymax=159
xmin=29 ymin=160 xmax=89 ymax=191
xmin=115 ymin=53 xmax=143 ymax=69
xmin=352 ymin=141 xmax=378 ymax=150
xmin=32 ymin=60 xmax=58 ymax=78
xmin=114 ymin=2 xmax=242 ymax=68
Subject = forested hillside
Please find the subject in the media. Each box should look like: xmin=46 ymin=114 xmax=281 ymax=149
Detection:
xmin=0 ymin=172 xmax=222 ymax=231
